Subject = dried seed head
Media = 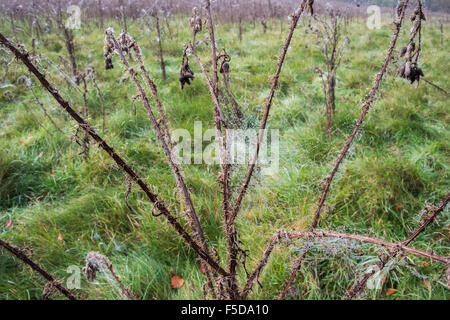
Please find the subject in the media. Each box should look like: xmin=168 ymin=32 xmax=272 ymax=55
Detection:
xmin=190 ymin=6 xmax=202 ymax=36
xmin=411 ymin=4 xmax=426 ymax=22
xmin=220 ymin=62 xmax=230 ymax=74
xmin=118 ymin=29 xmax=135 ymax=53
xmin=82 ymin=251 xmax=112 ymax=281
xmin=396 ymin=1 xmax=406 ymax=20
xmin=399 ymin=46 xmax=407 ymax=58
xmin=398 ymin=62 xmax=424 ymax=84
xmin=104 ymin=28 xmax=116 ymax=70
xmin=218 ymin=49 xmax=231 ymax=76
xmin=179 ymin=60 xmax=195 ymax=90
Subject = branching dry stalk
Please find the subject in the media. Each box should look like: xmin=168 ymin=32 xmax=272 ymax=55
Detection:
xmin=313 ymin=9 xmax=349 ymax=136
xmin=80 ymin=73 xmax=90 ymax=159
xmin=189 ymin=0 xmax=237 ymax=298
xmin=55 ymin=5 xmax=78 ymax=85
xmin=229 ymin=0 xmax=309 ymax=226
xmin=153 ymin=13 xmax=167 ymax=81
xmin=397 ymin=0 xmax=425 ymax=85
xmin=2 ymin=0 xmax=446 ymax=301
xmin=86 ymin=67 xmax=106 ymax=133
xmin=31 ymin=90 xmax=63 ymax=133
xmin=190 ymin=0 xmax=310 ymax=299
xmin=241 ymin=193 xmax=449 ymax=299
xmin=0 ymin=33 xmax=228 ymax=279
xmin=279 ymin=0 xmax=411 ymax=300
xmin=104 ymin=28 xmax=219 ymax=299
xmin=0 ymin=239 xmax=76 ymax=300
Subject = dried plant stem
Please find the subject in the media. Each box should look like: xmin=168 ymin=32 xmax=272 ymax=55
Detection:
xmin=155 ymin=15 xmax=167 ymax=81
xmin=204 ymin=0 xmax=219 ymax=95
xmin=109 ymin=31 xmax=219 ymax=297
xmin=422 ymin=78 xmax=449 ymax=96
xmin=110 ymin=34 xmax=202 ymax=240
xmin=311 ymin=2 xmax=409 ymax=229
xmin=80 ymin=75 xmax=90 ymax=159
xmin=189 ymin=47 xmax=227 ymax=128
xmin=202 ymin=1 xmax=249 ymax=298
xmin=241 ymin=230 xmax=288 ymax=298
xmin=131 ymin=42 xmax=173 ymax=151
xmin=203 ymin=0 xmax=308 ymax=299
xmin=279 ymin=1 xmax=410 ymax=299
xmin=190 ymin=41 xmax=236 ymax=299
xmin=0 ymin=33 xmax=228 ymax=278
xmin=229 ymin=0 xmax=309 ymax=225
xmin=0 ymin=239 xmax=76 ymax=300
xmin=345 ymin=192 xmax=450 ymax=299
xmin=108 ymin=265 xmax=134 ymax=300
xmin=32 ymin=95 xmax=63 ymax=133
xmin=56 ymin=7 xmax=78 ymax=84
xmin=88 ymin=68 xmax=106 ymax=133
xmin=189 ymin=20 xmax=237 ymax=298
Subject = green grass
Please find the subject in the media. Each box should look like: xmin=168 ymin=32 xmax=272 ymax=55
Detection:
xmin=0 ymin=14 xmax=449 ymax=300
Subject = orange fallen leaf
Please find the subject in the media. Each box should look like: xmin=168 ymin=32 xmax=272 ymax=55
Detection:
xmin=5 ymin=219 xmax=12 ymax=229
xmin=394 ymin=204 xmax=403 ymax=211
xmin=199 ymin=263 xmax=207 ymax=274
xmin=57 ymin=233 xmax=64 ymax=241
xmin=171 ymin=275 xmax=184 ymax=289
xmin=18 ymin=141 xmax=24 ymax=146
xmin=386 ymin=288 xmax=397 ymax=296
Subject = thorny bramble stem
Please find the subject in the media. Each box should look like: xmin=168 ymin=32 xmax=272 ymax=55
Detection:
xmin=0 ymin=239 xmax=76 ymax=300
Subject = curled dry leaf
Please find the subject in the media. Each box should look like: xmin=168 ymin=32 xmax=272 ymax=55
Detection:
xmin=171 ymin=275 xmax=184 ymax=289
xmin=386 ymin=288 xmax=397 ymax=296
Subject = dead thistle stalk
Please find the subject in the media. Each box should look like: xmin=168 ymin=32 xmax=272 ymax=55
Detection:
xmin=0 ymin=239 xmax=76 ymax=300
xmin=0 ymin=33 xmax=228 ymax=281
xmin=279 ymin=0 xmax=412 ymax=299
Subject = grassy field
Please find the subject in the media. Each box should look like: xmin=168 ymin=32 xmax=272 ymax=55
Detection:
xmin=0 ymin=14 xmax=449 ymax=300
